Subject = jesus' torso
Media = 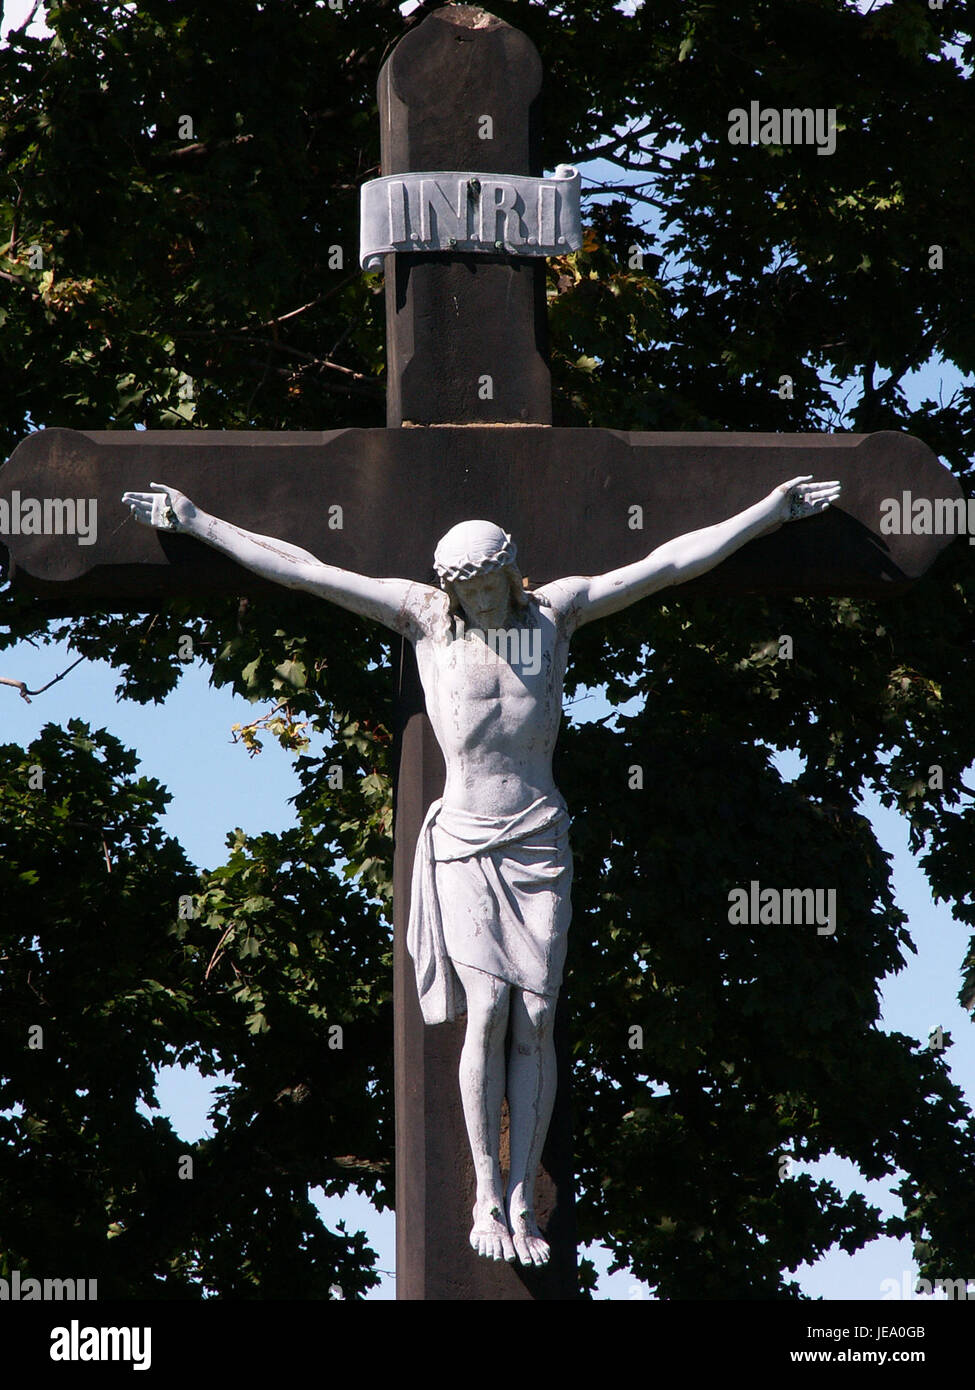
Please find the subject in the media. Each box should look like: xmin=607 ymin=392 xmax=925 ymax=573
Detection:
xmin=413 ymin=586 xmax=572 ymax=819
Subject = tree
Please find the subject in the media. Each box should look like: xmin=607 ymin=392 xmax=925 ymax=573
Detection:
xmin=1 ymin=0 xmax=973 ymax=1298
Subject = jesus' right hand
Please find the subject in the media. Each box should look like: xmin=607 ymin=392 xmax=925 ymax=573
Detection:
xmin=121 ymin=481 xmax=198 ymax=533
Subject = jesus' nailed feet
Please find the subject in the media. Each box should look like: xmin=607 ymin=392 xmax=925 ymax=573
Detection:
xmin=470 ymin=1196 xmax=550 ymax=1267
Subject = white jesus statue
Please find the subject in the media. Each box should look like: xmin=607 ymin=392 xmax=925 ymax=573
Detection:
xmin=122 ymin=473 xmax=839 ymax=1268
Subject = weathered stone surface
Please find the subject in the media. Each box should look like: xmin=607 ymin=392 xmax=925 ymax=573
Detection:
xmin=2 ymin=427 xmax=960 ymax=598
xmin=379 ymin=5 xmax=549 ymax=426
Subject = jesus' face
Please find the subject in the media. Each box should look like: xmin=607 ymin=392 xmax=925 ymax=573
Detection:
xmin=452 ymin=569 xmax=512 ymax=629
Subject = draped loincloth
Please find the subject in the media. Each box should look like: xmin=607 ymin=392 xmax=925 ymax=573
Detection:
xmin=407 ymin=794 xmax=573 ymax=1025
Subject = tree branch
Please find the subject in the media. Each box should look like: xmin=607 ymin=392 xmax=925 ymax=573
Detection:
xmin=205 ymin=922 xmax=239 ymax=982
xmin=9 ymin=1 xmax=41 ymax=36
xmin=255 ymin=275 xmax=359 ymax=331
xmin=0 ymin=266 xmax=34 ymax=288
xmin=573 ymin=119 xmax=658 ymax=163
xmin=149 ymin=133 xmax=254 ymax=164
xmin=0 ymin=655 xmax=84 ymax=703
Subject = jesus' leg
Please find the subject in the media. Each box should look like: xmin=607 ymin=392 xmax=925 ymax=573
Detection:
xmin=506 ymin=987 xmax=557 ymax=1266
xmin=452 ymin=961 xmax=515 ymax=1262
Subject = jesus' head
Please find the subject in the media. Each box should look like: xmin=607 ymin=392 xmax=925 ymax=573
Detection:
xmin=433 ymin=520 xmax=532 ymax=629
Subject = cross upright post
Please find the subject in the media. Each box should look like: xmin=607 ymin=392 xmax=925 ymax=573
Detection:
xmin=0 ymin=5 xmax=963 ymax=1303
xmin=375 ymin=4 xmax=577 ymax=1301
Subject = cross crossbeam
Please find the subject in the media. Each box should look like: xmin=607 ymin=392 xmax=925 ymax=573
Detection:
xmin=2 ymin=425 xmax=957 ymax=598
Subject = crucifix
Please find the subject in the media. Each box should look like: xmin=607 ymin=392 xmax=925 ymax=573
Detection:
xmin=0 ymin=5 xmax=962 ymax=1301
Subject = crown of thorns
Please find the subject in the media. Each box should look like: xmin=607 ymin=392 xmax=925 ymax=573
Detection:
xmin=433 ymin=530 xmax=518 ymax=583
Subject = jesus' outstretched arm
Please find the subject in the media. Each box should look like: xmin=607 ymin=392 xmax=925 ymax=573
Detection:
xmin=545 ymin=475 xmax=841 ymax=630
xmin=121 ymin=481 xmax=438 ymax=638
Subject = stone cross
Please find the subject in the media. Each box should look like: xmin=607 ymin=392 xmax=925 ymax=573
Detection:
xmin=0 ymin=6 xmax=961 ymax=1300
